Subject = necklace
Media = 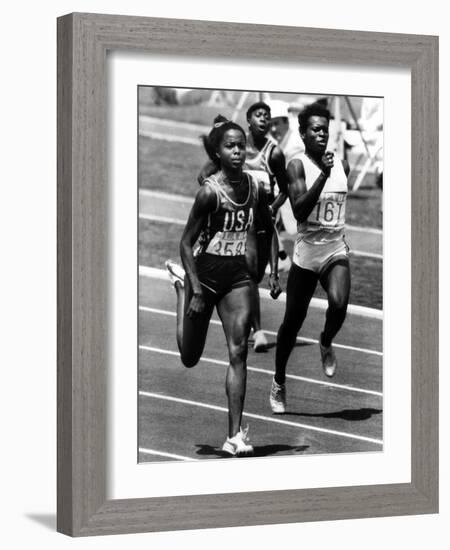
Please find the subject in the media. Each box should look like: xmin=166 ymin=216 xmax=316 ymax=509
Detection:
xmin=222 ymin=173 xmax=244 ymax=186
xmin=218 ymin=173 xmax=250 ymax=207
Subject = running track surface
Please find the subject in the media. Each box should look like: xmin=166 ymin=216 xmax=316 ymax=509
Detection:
xmin=138 ymin=120 xmax=383 ymax=463
xmin=138 ymin=274 xmax=383 ymax=463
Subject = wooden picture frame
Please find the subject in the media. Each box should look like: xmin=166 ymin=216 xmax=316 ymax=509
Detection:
xmin=57 ymin=12 xmax=438 ymax=536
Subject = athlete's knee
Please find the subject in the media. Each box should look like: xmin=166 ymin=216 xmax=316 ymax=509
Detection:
xmin=228 ymin=340 xmax=248 ymax=367
xmin=327 ymin=291 xmax=348 ymax=315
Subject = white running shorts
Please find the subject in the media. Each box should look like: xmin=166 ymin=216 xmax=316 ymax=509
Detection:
xmin=293 ymin=237 xmax=349 ymax=275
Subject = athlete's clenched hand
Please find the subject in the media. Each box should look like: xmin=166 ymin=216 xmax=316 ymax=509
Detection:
xmin=269 ymin=274 xmax=282 ymax=300
xmin=187 ymin=292 xmax=206 ymax=318
xmin=321 ymin=151 xmax=334 ymax=176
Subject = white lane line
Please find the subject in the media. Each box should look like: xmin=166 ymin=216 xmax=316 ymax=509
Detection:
xmin=138 ymin=447 xmax=197 ymax=462
xmin=140 ymin=130 xmax=200 ymax=146
xmin=351 ymin=250 xmax=383 ymax=260
xmin=138 ymin=266 xmax=383 ymax=322
xmin=140 ymin=213 xmax=186 ymax=225
xmin=140 ymin=344 xmax=382 ymax=397
xmin=140 ymin=213 xmax=185 ymax=224
xmin=139 ymin=189 xmax=194 ymax=203
xmin=139 ymin=305 xmax=382 ymax=357
xmin=346 ymin=224 xmax=382 ymax=235
xmin=139 ymin=391 xmax=383 ymax=446
xmin=140 ymin=115 xmax=209 ymax=133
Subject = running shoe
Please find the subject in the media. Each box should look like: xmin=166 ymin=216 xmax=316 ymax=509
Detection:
xmin=222 ymin=426 xmax=254 ymax=457
xmin=253 ymin=329 xmax=268 ymax=352
xmin=319 ymin=334 xmax=337 ymax=377
xmin=269 ymin=377 xmax=286 ymax=414
xmin=165 ymin=260 xmax=185 ymax=288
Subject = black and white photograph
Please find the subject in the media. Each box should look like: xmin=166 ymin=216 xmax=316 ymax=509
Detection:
xmin=138 ymin=86 xmax=383 ymax=461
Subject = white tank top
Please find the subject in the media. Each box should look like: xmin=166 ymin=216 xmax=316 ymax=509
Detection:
xmin=297 ymin=153 xmax=348 ymax=244
xmin=244 ymin=139 xmax=276 ymax=198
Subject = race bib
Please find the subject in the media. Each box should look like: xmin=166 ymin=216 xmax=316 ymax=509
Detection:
xmin=205 ymin=231 xmax=247 ymax=256
xmin=309 ymin=192 xmax=346 ymax=229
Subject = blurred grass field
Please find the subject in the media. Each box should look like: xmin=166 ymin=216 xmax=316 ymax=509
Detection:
xmin=138 ymin=93 xmax=383 ymax=310
xmin=139 ymin=137 xmax=383 ymax=229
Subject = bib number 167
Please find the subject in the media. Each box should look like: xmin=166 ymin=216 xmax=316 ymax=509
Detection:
xmin=314 ymin=200 xmax=345 ymax=225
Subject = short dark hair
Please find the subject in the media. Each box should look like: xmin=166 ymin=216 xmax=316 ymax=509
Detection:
xmin=246 ymin=101 xmax=271 ymax=121
xmin=201 ymin=115 xmax=246 ymax=167
xmin=298 ymin=102 xmax=331 ymax=133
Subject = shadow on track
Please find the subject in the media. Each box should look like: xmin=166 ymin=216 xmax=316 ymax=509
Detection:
xmin=283 ymin=407 xmax=382 ymax=422
xmin=248 ymin=341 xmax=313 ymax=353
xmin=195 ymin=443 xmax=309 ymax=458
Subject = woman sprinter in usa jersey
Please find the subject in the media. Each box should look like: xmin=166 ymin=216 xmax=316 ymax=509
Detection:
xmin=166 ymin=117 xmax=280 ymax=456
xmin=269 ymin=102 xmax=351 ymax=414
xmin=198 ymin=103 xmax=288 ymax=352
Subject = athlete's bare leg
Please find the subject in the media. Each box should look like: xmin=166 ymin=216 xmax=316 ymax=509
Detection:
xmin=249 ymin=280 xmax=262 ymax=332
xmin=245 ymin=227 xmax=271 ymax=347
xmin=319 ymin=261 xmax=351 ymax=347
xmin=174 ymin=277 xmax=214 ymax=368
xmin=245 ymin=227 xmax=262 ymax=333
xmin=216 ymin=284 xmax=252 ymax=437
xmin=274 ymin=264 xmax=318 ymax=385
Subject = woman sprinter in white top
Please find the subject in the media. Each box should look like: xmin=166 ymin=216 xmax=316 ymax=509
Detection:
xmin=270 ymin=102 xmax=351 ymax=414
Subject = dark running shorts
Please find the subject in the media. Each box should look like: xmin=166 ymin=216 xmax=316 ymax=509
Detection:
xmin=195 ymin=253 xmax=251 ymax=300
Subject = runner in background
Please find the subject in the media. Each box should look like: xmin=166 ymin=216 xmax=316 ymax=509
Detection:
xmin=268 ymin=99 xmax=305 ymax=165
xmin=268 ymin=99 xmax=305 ymax=263
xmin=166 ymin=116 xmax=280 ymax=455
xmin=270 ymin=102 xmax=351 ymax=414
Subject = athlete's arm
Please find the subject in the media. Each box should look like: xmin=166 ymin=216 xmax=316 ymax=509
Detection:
xmin=255 ymin=181 xmax=281 ymax=299
xmin=197 ymin=159 xmax=218 ymax=186
xmin=254 ymin=181 xmax=274 ymax=243
xmin=268 ymin=145 xmax=288 ymax=213
xmin=180 ymin=185 xmax=216 ymax=316
xmin=270 ymin=191 xmax=288 ymax=214
xmin=287 ymin=153 xmax=334 ymax=223
xmin=268 ymin=232 xmax=282 ymax=299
